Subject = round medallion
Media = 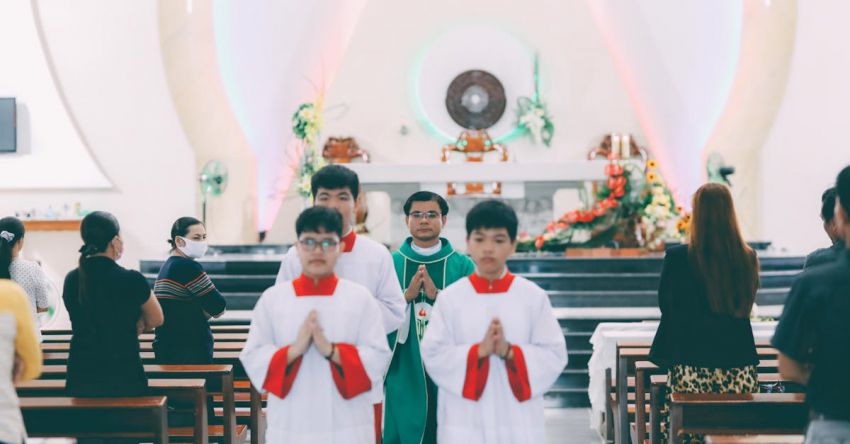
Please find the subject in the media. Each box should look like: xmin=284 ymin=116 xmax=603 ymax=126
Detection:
xmin=445 ymin=70 xmax=507 ymax=130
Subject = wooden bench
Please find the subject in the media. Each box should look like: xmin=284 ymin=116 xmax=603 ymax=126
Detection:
xmin=668 ymin=393 xmax=808 ymax=444
xmin=612 ymin=345 xmax=778 ymax=444
xmin=705 ymin=435 xmax=804 ymax=443
xmin=18 ymin=378 xmax=208 ymax=444
xmin=42 ymin=332 xmax=250 ymax=343
xmin=21 ymin=396 xmax=168 ymax=443
xmin=632 ymin=359 xmax=781 ymax=444
xmin=43 ymin=325 xmax=251 ymax=335
xmin=38 ymin=364 xmax=246 ymax=444
xmin=41 ymin=341 xmax=247 ymax=352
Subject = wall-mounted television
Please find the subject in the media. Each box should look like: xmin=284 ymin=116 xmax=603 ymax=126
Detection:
xmin=0 ymin=98 xmax=17 ymax=153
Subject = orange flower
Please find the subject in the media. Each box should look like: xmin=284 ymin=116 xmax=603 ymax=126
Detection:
xmin=646 ymin=172 xmax=658 ymax=182
xmin=535 ymin=236 xmax=545 ymax=249
xmin=647 ymin=159 xmax=658 ymax=169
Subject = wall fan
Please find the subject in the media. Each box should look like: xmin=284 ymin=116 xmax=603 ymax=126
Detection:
xmin=706 ymin=152 xmax=735 ymax=186
xmin=199 ymin=160 xmax=228 ymax=225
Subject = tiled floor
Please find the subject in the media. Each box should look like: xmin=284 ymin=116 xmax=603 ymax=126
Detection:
xmin=547 ymin=408 xmax=604 ymax=443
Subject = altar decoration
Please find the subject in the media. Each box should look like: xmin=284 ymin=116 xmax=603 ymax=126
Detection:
xmin=517 ymin=136 xmax=688 ymax=252
xmin=292 ymin=101 xmax=326 ymax=198
xmin=441 ymin=129 xmax=508 ymax=196
xmin=323 ymin=137 xmax=370 ymax=164
xmin=516 ymin=55 xmax=554 ymax=147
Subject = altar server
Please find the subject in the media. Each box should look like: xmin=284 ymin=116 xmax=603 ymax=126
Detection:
xmin=275 ymin=165 xmax=406 ymax=439
xmin=241 ymin=206 xmax=391 ymax=443
xmin=421 ymin=200 xmax=567 ymax=444
xmin=384 ymin=191 xmax=474 ymax=444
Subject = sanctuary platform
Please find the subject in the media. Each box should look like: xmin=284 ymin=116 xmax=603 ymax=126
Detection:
xmin=140 ymin=247 xmax=805 ymax=408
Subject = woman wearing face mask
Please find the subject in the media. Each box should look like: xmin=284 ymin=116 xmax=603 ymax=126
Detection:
xmin=63 ymin=211 xmax=164 ymax=396
xmin=153 ymin=217 xmax=226 ymax=364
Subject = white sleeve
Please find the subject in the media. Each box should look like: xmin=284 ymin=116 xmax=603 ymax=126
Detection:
xmin=275 ymin=247 xmax=300 ymax=285
xmin=239 ymin=293 xmax=279 ymax=392
xmin=420 ymin=295 xmax=474 ymax=397
xmin=516 ymin=290 xmax=568 ymax=396
xmin=356 ymin=294 xmax=393 ymax=388
xmin=374 ymin=249 xmax=405 ymax=333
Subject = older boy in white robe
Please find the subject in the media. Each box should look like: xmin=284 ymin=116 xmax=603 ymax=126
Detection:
xmin=421 ymin=200 xmax=568 ymax=444
xmin=241 ymin=206 xmax=391 ymax=443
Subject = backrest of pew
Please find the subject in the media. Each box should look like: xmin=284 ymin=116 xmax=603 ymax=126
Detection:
xmin=668 ymin=393 xmax=808 ymax=444
xmin=21 ymin=396 xmax=169 ymax=443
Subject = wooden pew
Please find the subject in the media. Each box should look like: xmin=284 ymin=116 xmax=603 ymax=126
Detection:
xmin=705 ymin=435 xmax=804 ymax=443
xmin=43 ymin=325 xmax=250 ymax=335
xmin=613 ymin=345 xmax=777 ymax=444
xmin=668 ymin=393 xmax=808 ymax=444
xmin=647 ymin=373 xmax=793 ymax=444
xmin=42 ymin=332 xmax=250 ymax=343
xmin=21 ymin=396 xmax=169 ymax=443
xmin=632 ymin=359 xmax=781 ymax=444
xmin=41 ymin=341 xmax=246 ymax=352
xmin=17 ymin=378 xmax=208 ymax=444
xmin=39 ymin=364 xmax=245 ymax=444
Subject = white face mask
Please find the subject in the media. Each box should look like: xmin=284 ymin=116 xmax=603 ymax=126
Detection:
xmin=177 ymin=237 xmax=208 ymax=259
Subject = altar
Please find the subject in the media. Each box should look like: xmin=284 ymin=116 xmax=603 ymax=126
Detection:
xmin=347 ymin=160 xmax=608 ymax=201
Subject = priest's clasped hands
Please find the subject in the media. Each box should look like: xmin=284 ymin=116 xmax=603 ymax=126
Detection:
xmin=478 ymin=318 xmax=514 ymax=361
xmin=404 ymin=264 xmax=439 ymax=302
xmin=287 ymin=310 xmax=340 ymax=364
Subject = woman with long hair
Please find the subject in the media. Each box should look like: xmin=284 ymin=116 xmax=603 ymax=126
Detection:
xmin=62 ymin=211 xmax=163 ymax=396
xmin=0 ymin=217 xmax=52 ymax=341
xmin=650 ymin=183 xmax=761 ymax=443
xmin=153 ymin=217 xmax=226 ymax=364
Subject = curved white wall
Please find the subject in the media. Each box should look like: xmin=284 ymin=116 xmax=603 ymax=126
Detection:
xmin=0 ymin=0 xmax=110 ymax=189
xmin=761 ymin=0 xmax=850 ymax=254
xmin=0 ymin=1 xmax=196 ymax=285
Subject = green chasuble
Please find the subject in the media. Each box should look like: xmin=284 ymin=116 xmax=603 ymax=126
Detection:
xmin=384 ymin=237 xmax=475 ymax=444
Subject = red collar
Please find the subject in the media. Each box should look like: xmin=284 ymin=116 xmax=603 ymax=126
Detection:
xmin=293 ymin=273 xmax=339 ymax=296
xmin=468 ymin=271 xmax=515 ymax=294
xmin=341 ymin=231 xmax=356 ymax=253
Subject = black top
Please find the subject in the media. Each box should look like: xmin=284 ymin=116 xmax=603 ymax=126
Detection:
xmin=804 ymin=241 xmax=845 ymax=269
xmin=649 ymin=245 xmax=759 ymax=369
xmin=152 ymin=256 xmax=226 ymax=364
xmin=62 ymin=256 xmax=150 ymax=396
xmin=772 ymin=249 xmax=850 ymax=420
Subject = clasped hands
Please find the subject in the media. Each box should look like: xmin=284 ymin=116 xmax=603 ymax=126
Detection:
xmin=478 ymin=318 xmax=513 ymax=361
xmin=287 ymin=310 xmax=337 ymax=363
xmin=404 ymin=265 xmax=439 ymax=302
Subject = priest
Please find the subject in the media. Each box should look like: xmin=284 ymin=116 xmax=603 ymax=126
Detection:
xmin=420 ymin=200 xmax=567 ymax=443
xmin=242 ymin=207 xmax=391 ymax=443
xmin=384 ymin=191 xmax=475 ymax=444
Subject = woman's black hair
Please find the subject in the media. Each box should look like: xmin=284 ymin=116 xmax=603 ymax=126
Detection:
xmin=0 ymin=217 xmax=25 ymax=279
xmin=78 ymin=211 xmax=120 ymax=304
xmin=168 ymin=217 xmax=204 ymax=249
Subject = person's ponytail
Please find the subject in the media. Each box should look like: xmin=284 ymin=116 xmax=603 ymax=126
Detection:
xmin=77 ymin=212 xmax=120 ymax=305
xmin=0 ymin=217 xmax=26 ymax=280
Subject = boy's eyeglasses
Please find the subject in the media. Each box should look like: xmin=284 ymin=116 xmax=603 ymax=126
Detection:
xmin=410 ymin=211 xmax=441 ymax=220
xmin=298 ymin=238 xmax=339 ymax=252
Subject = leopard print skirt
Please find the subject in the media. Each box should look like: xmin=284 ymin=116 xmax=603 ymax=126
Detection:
xmin=660 ymin=364 xmax=759 ymax=444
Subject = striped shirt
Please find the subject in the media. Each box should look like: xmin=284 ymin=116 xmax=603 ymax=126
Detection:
xmin=153 ymin=256 xmax=226 ymax=363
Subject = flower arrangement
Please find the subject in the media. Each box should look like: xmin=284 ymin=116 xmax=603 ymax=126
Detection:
xmin=640 ymin=160 xmax=686 ymax=249
xmin=516 ymin=55 xmax=554 ymax=147
xmin=518 ymin=156 xmax=690 ymax=253
xmin=292 ymin=101 xmax=326 ymax=198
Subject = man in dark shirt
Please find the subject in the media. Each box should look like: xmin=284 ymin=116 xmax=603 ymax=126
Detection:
xmin=804 ymin=187 xmax=845 ymax=268
xmin=774 ymin=166 xmax=850 ymax=441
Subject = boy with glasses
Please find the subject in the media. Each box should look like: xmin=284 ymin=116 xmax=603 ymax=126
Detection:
xmin=242 ymin=206 xmax=391 ymax=443
xmin=275 ymin=165 xmax=405 ymax=441
xmin=384 ymin=191 xmax=475 ymax=444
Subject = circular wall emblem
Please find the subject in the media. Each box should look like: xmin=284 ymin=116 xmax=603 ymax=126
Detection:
xmin=445 ymin=70 xmax=507 ymax=130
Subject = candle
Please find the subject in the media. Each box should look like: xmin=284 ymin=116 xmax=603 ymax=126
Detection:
xmin=621 ymin=134 xmax=631 ymax=158
xmin=611 ymin=134 xmax=621 ymax=158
